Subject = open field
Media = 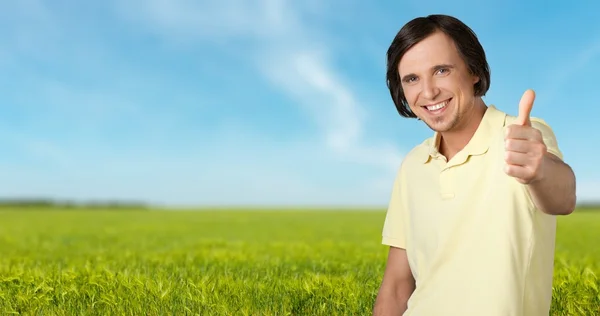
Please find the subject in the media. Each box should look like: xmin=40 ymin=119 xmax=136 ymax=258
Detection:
xmin=0 ymin=207 xmax=598 ymax=315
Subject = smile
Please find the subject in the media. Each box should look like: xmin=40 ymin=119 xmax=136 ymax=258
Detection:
xmin=422 ymin=98 xmax=451 ymax=112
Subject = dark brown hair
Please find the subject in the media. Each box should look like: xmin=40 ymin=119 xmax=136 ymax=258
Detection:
xmin=386 ymin=14 xmax=491 ymax=118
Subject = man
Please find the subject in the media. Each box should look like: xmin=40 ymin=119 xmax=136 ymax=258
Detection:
xmin=373 ymin=14 xmax=577 ymax=316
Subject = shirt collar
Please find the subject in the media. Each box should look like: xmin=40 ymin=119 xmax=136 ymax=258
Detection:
xmin=422 ymin=105 xmax=507 ymax=164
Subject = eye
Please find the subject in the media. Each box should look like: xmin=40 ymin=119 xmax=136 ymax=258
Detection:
xmin=436 ymin=68 xmax=449 ymax=75
xmin=403 ymin=76 xmax=417 ymax=83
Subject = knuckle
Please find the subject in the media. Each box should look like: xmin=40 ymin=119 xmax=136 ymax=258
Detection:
xmin=535 ymin=143 xmax=546 ymax=155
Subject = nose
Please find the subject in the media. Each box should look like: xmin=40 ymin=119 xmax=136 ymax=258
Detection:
xmin=421 ymin=77 xmax=440 ymax=100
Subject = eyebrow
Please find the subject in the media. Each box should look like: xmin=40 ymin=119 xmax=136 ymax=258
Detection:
xmin=400 ymin=63 xmax=456 ymax=82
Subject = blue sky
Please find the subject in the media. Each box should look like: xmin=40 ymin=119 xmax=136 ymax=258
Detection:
xmin=0 ymin=0 xmax=598 ymax=207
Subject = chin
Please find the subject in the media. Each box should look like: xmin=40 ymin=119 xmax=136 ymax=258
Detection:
xmin=426 ymin=124 xmax=450 ymax=133
xmin=422 ymin=116 xmax=456 ymax=133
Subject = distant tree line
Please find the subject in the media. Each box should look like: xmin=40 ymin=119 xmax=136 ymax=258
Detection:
xmin=0 ymin=198 xmax=597 ymax=211
xmin=575 ymin=202 xmax=600 ymax=211
xmin=0 ymin=198 xmax=149 ymax=209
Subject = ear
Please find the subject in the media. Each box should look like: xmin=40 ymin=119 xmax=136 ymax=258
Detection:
xmin=472 ymin=75 xmax=480 ymax=84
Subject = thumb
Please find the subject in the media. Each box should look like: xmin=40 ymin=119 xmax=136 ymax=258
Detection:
xmin=517 ymin=89 xmax=535 ymax=126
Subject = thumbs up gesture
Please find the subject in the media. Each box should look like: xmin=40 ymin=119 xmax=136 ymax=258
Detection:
xmin=504 ymin=89 xmax=548 ymax=184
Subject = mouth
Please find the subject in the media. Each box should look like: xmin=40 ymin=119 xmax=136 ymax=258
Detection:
xmin=421 ymin=98 xmax=451 ymax=114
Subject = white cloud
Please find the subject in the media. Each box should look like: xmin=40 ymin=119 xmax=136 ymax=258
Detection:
xmin=117 ymin=0 xmax=404 ymax=175
xmin=251 ymin=3 xmax=404 ymax=172
xmin=261 ymin=50 xmax=404 ymax=172
xmin=261 ymin=51 xmax=362 ymax=151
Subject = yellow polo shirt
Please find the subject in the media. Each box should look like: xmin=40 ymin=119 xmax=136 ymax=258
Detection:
xmin=382 ymin=105 xmax=563 ymax=316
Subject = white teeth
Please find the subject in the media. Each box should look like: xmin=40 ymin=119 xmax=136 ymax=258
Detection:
xmin=426 ymin=101 xmax=447 ymax=111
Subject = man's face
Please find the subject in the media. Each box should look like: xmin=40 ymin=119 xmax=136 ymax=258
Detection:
xmin=398 ymin=31 xmax=480 ymax=133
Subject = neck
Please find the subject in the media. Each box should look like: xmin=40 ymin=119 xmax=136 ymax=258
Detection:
xmin=439 ymin=98 xmax=487 ymax=161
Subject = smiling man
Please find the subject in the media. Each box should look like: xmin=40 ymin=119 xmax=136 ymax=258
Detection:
xmin=373 ymin=15 xmax=577 ymax=316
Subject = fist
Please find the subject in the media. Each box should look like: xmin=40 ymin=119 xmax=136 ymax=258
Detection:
xmin=504 ymin=89 xmax=547 ymax=184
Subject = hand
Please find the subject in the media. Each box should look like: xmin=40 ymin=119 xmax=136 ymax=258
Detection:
xmin=504 ymin=89 xmax=547 ymax=184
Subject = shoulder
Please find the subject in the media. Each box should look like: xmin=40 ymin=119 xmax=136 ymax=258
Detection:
xmin=404 ymin=137 xmax=434 ymax=166
xmin=390 ymin=137 xmax=433 ymax=182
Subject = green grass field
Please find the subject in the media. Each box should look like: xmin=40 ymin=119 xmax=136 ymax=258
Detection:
xmin=0 ymin=207 xmax=598 ymax=315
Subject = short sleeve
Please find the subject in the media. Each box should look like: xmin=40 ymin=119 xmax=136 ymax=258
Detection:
xmin=531 ymin=118 xmax=563 ymax=160
xmin=381 ymin=163 xmax=409 ymax=249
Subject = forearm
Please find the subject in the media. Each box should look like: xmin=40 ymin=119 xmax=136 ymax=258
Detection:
xmin=527 ymin=153 xmax=577 ymax=215
xmin=373 ymin=281 xmax=414 ymax=315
